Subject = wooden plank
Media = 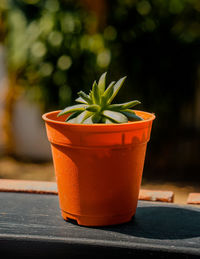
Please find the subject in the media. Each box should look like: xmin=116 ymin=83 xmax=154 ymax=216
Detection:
xmin=0 ymin=179 xmax=174 ymax=202
xmin=187 ymin=193 xmax=200 ymax=205
xmin=0 ymin=179 xmax=57 ymax=194
xmin=139 ymin=189 xmax=174 ymax=203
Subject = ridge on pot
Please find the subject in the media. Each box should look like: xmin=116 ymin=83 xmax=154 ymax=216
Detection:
xmin=42 ymin=72 xmax=155 ymax=226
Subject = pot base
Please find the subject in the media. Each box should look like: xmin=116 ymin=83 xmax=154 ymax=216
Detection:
xmin=61 ymin=210 xmax=134 ymax=226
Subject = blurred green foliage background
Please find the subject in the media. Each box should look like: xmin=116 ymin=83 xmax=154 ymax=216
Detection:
xmin=0 ymin=0 xmax=200 ymax=180
xmin=2 ymin=0 xmax=109 ymax=110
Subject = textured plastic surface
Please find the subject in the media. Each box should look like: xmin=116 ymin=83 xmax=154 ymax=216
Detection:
xmin=43 ymin=110 xmax=155 ymax=226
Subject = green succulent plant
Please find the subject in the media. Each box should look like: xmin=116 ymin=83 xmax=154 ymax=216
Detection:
xmin=58 ymin=72 xmax=143 ymax=124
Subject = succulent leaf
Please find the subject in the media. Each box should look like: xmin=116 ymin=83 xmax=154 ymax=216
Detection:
xmin=102 ymin=81 xmax=115 ymax=105
xmin=75 ymin=97 xmax=87 ymax=104
xmin=75 ymin=110 xmax=93 ymax=124
xmin=92 ymin=81 xmax=100 ymax=104
xmin=103 ymin=110 xmax=128 ymax=123
xmin=66 ymin=117 xmax=78 ymax=124
xmin=82 ymin=115 xmax=93 ymax=124
xmin=58 ymin=104 xmax=87 ymax=117
xmin=121 ymin=109 xmax=143 ymax=121
xmin=89 ymin=90 xmax=93 ymax=99
xmin=86 ymin=104 xmax=100 ymax=112
xmin=108 ymin=76 xmax=127 ymax=104
xmin=98 ymin=71 xmax=107 ymax=95
xmin=107 ymin=100 xmax=141 ymax=111
xmin=58 ymin=72 xmax=142 ymax=124
xmin=104 ymin=117 xmax=116 ymax=124
xmin=65 ymin=111 xmax=82 ymax=122
xmin=92 ymin=113 xmax=102 ymax=123
xmin=77 ymin=91 xmax=92 ymax=104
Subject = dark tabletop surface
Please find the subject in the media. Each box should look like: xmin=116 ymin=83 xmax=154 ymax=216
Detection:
xmin=0 ymin=192 xmax=200 ymax=258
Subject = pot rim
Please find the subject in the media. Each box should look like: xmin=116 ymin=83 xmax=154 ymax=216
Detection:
xmin=42 ymin=110 xmax=155 ymax=128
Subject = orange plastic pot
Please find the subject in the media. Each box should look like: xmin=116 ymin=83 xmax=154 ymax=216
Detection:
xmin=42 ymin=110 xmax=155 ymax=226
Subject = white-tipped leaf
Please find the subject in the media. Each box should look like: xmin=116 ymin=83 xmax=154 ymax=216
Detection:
xmin=122 ymin=109 xmax=143 ymax=121
xmin=103 ymin=110 xmax=128 ymax=123
xmin=105 ymin=118 xmax=115 ymax=124
xmin=65 ymin=111 xmax=82 ymax=122
xmin=82 ymin=115 xmax=94 ymax=124
xmin=75 ymin=97 xmax=87 ymax=104
xmin=75 ymin=110 xmax=93 ymax=124
xmin=57 ymin=104 xmax=87 ymax=117
xmin=77 ymin=91 xmax=92 ymax=104
xmin=108 ymin=76 xmax=127 ymax=104
xmin=107 ymin=100 xmax=141 ymax=111
xmin=98 ymin=71 xmax=107 ymax=95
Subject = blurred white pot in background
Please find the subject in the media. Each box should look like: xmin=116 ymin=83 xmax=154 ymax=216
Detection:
xmin=12 ymin=95 xmax=52 ymax=161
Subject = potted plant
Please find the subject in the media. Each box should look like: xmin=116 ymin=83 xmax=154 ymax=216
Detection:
xmin=42 ymin=72 xmax=155 ymax=226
